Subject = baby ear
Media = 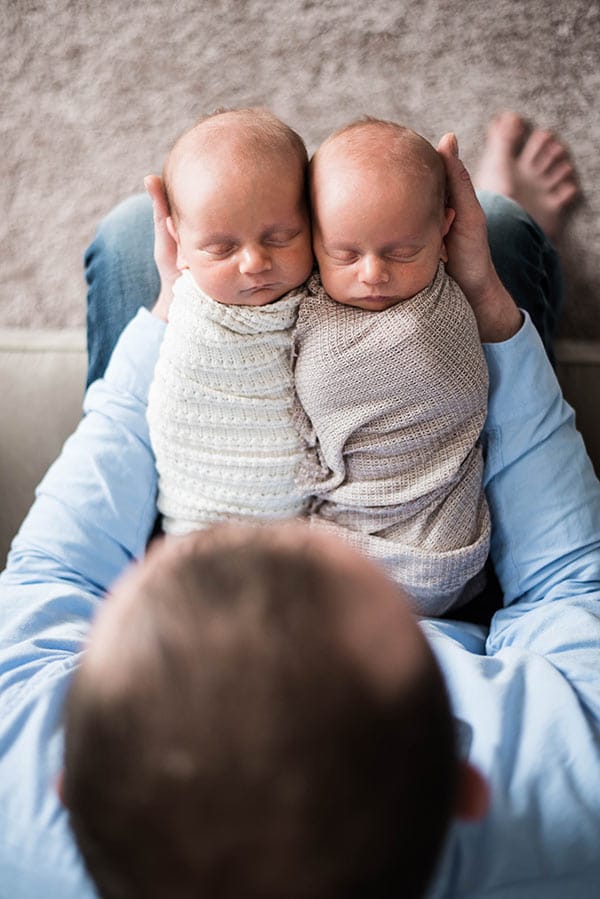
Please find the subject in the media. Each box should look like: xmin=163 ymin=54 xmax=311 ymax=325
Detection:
xmin=166 ymin=216 xmax=189 ymax=271
xmin=440 ymin=206 xmax=456 ymax=263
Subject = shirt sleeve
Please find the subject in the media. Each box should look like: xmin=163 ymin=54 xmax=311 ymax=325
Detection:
xmin=482 ymin=311 xmax=600 ymax=719
xmin=425 ymin=311 xmax=600 ymax=898
xmin=0 ymin=308 xmax=165 ymax=899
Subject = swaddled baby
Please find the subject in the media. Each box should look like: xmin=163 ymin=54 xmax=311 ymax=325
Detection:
xmin=147 ymin=108 xmax=314 ymax=535
xmin=293 ymin=118 xmax=490 ymax=615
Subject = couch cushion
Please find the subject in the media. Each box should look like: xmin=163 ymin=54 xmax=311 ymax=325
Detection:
xmin=0 ymin=329 xmax=86 ymax=568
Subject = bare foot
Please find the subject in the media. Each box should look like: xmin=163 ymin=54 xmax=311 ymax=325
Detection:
xmin=474 ymin=111 xmax=580 ymax=242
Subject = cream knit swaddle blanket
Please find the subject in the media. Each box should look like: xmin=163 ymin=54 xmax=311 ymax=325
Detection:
xmin=293 ymin=265 xmax=491 ymax=615
xmin=147 ymin=270 xmax=312 ymax=535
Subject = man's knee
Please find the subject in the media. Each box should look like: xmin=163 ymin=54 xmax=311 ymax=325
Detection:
xmin=477 ymin=190 xmax=544 ymax=258
xmin=87 ymin=193 xmax=154 ymax=263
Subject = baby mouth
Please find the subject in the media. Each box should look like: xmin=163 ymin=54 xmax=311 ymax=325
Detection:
xmin=358 ymin=295 xmax=394 ymax=302
xmin=242 ymin=283 xmax=278 ymax=293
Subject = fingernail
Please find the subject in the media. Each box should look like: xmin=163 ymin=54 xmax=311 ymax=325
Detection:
xmin=450 ymin=134 xmax=459 ymax=157
xmin=143 ymin=175 xmax=151 ymax=191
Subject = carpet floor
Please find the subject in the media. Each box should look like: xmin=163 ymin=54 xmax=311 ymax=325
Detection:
xmin=2 ymin=0 xmax=599 ymax=336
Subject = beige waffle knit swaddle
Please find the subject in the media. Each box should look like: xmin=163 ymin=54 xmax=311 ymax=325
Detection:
xmin=293 ymin=265 xmax=490 ymax=615
xmin=147 ymin=271 xmax=313 ymax=535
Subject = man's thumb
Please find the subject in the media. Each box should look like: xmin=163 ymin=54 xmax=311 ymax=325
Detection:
xmin=439 ymin=132 xmax=459 ymax=157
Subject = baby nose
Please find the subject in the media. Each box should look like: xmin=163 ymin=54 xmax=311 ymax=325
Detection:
xmin=238 ymin=245 xmax=272 ymax=275
xmin=359 ymin=255 xmax=389 ymax=285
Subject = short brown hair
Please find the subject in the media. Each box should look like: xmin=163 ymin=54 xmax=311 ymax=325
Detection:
xmin=163 ymin=106 xmax=309 ymax=222
xmin=64 ymin=523 xmax=458 ymax=899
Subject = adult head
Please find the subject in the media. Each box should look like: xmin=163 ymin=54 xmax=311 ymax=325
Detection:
xmin=63 ymin=521 xmax=486 ymax=899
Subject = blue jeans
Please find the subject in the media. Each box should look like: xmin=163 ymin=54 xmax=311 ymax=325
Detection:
xmin=85 ymin=194 xmax=160 ymax=387
xmin=84 ymin=191 xmax=564 ymax=385
xmin=477 ymin=190 xmax=564 ymax=365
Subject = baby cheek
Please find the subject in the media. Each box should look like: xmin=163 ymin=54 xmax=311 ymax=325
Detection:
xmin=293 ymin=242 xmax=316 ymax=279
xmin=319 ymin=266 xmax=346 ymax=299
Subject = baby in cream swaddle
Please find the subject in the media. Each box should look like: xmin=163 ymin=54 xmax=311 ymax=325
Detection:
xmin=147 ymin=108 xmax=315 ymax=535
xmin=293 ymin=119 xmax=490 ymax=615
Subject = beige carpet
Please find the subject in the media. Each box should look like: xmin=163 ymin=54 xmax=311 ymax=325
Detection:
xmin=2 ymin=0 xmax=600 ymax=337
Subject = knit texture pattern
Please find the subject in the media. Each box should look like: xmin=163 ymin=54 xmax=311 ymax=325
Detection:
xmin=293 ymin=264 xmax=491 ymax=615
xmin=147 ymin=271 xmax=312 ymax=535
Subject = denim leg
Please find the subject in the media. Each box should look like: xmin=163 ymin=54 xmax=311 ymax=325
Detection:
xmin=477 ymin=190 xmax=564 ymax=362
xmin=85 ymin=193 xmax=158 ymax=386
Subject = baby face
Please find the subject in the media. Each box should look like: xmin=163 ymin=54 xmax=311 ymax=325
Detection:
xmin=169 ymin=153 xmax=313 ymax=306
xmin=312 ymin=158 xmax=454 ymax=312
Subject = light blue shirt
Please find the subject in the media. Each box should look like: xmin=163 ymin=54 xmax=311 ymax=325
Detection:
xmin=1 ymin=309 xmax=599 ymax=899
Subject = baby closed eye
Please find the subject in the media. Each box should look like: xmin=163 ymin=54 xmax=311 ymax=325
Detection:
xmin=328 ymin=250 xmax=360 ymax=264
xmin=327 ymin=249 xmax=422 ymax=265
xmin=387 ymin=250 xmax=422 ymax=262
xmin=201 ymin=243 xmax=235 ymax=258
xmin=264 ymin=230 xmax=301 ymax=246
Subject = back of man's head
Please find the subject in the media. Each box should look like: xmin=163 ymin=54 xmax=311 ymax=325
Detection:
xmin=63 ymin=522 xmax=459 ymax=899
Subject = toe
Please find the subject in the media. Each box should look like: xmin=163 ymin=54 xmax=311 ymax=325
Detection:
xmin=550 ymin=179 xmax=580 ymax=208
xmin=519 ymin=129 xmax=556 ymax=168
xmin=487 ymin=111 xmax=528 ymax=155
xmin=545 ymin=160 xmax=576 ymax=190
xmin=538 ymin=142 xmax=569 ymax=174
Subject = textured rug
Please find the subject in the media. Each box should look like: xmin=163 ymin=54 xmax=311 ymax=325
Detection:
xmin=2 ymin=0 xmax=599 ymax=336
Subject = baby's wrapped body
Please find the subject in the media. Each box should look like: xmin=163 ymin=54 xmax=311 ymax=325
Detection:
xmin=294 ymin=264 xmax=490 ymax=616
xmin=148 ymin=270 xmax=311 ymax=535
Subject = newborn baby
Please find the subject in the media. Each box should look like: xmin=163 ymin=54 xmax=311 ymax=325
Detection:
xmin=294 ymin=118 xmax=490 ymax=615
xmin=147 ymin=108 xmax=314 ymax=535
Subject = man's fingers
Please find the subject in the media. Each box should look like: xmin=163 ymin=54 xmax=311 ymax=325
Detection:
xmin=435 ymin=131 xmax=498 ymax=314
xmin=144 ymin=174 xmax=175 ymax=261
xmin=144 ymin=174 xmax=179 ymax=321
xmin=144 ymin=173 xmax=179 ymax=309
xmin=437 ymin=132 xmax=478 ymax=210
xmin=144 ymin=174 xmax=170 ymax=223
xmin=438 ymin=131 xmax=459 ymax=159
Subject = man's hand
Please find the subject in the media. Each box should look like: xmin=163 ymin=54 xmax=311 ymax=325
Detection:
xmin=437 ymin=133 xmax=522 ymax=342
xmin=144 ymin=175 xmax=179 ymax=322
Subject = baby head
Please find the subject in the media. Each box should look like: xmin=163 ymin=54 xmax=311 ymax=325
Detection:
xmin=310 ymin=118 xmax=455 ymax=311
xmin=63 ymin=521 xmax=463 ymax=899
xmin=163 ymin=108 xmax=314 ymax=306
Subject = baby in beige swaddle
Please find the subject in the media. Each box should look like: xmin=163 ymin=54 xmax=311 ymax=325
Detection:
xmin=293 ymin=118 xmax=490 ymax=615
